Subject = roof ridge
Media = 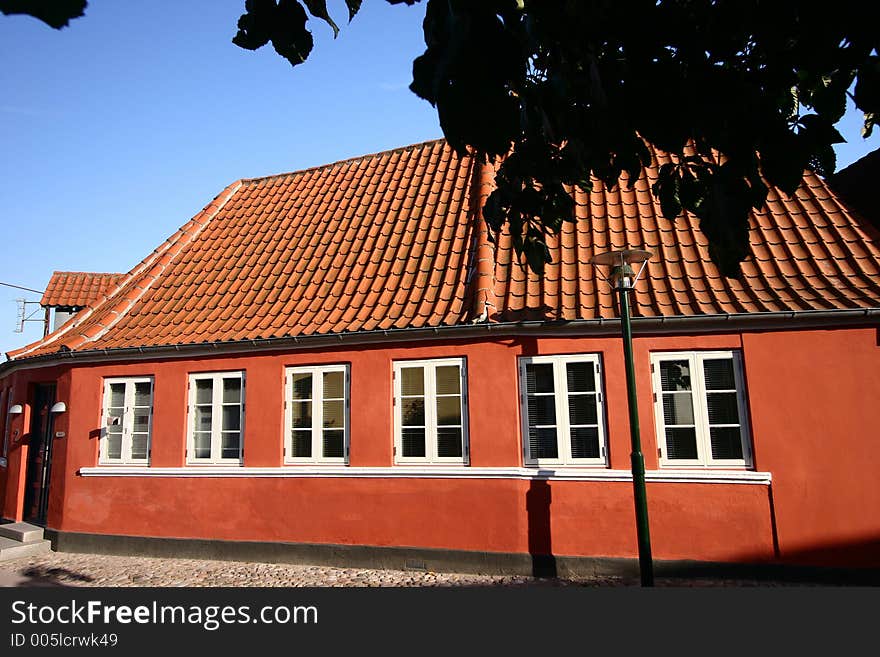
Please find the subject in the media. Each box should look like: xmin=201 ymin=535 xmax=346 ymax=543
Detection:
xmin=240 ymin=138 xmax=449 ymax=185
xmin=46 ymin=270 xmax=121 ymax=276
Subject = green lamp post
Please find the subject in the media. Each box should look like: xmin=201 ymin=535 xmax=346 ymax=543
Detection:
xmin=589 ymin=248 xmax=655 ymax=587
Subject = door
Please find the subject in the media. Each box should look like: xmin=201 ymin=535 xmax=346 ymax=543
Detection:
xmin=23 ymin=383 xmax=57 ymax=525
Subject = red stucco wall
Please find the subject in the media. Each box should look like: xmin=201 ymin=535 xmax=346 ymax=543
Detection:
xmin=1 ymin=326 xmax=877 ymax=567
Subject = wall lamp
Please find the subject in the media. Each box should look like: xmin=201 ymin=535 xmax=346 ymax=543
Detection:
xmin=50 ymin=402 xmax=67 ymax=414
xmin=8 ymin=404 xmax=23 ymax=415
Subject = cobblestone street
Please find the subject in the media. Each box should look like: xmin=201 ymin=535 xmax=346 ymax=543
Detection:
xmin=0 ymin=551 xmax=622 ymax=587
xmin=0 ymin=551 xmax=825 ymax=587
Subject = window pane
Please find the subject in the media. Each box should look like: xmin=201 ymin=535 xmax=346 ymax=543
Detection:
xmin=194 ymin=406 xmax=213 ymax=432
xmin=566 ymin=362 xmax=595 ymax=393
xmin=665 ymin=427 xmax=698 ymax=459
xmin=568 ymin=394 xmax=598 ymax=425
xmin=323 ymin=399 xmax=345 ymax=429
xmin=133 ymin=412 xmax=150 ymax=432
xmin=400 ymin=367 xmax=424 ymax=396
xmin=131 ymin=433 xmax=148 ymax=460
xmin=134 ymin=382 xmax=152 ymax=407
xmin=527 ymin=395 xmax=556 ymax=426
xmin=660 ymin=360 xmax=691 ymax=392
xmin=401 ymin=427 xmax=425 ymax=457
xmin=710 ymin=427 xmax=744 ymax=460
xmin=222 ymin=377 xmax=242 ymax=404
xmin=193 ymin=432 xmax=211 ymax=459
xmin=221 ymin=432 xmax=240 ymax=459
xmin=291 ymin=401 xmax=312 ymax=429
xmin=109 ymin=383 xmax=125 ymax=408
xmin=570 ymin=427 xmax=600 ymax=459
xmin=703 ymin=358 xmax=735 ymax=390
xmin=525 ymin=363 xmax=554 ymax=394
xmin=195 ymin=379 xmax=213 ymax=405
xmin=292 ymin=429 xmax=312 ymax=457
xmin=437 ymin=427 xmax=462 ymax=458
xmin=222 ymin=406 xmax=241 ymax=432
xmin=106 ymin=428 xmax=122 ymax=460
xmin=706 ymin=392 xmax=739 ymax=424
xmin=322 ymin=429 xmax=345 ymax=458
xmin=322 ymin=370 xmax=344 ymax=399
xmin=663 ymin=393 xmax=694 ymax=425
xmin=402 ymin=398 xmax=425 ymax=426
xmin=291 ymin=372 xmax=313 ymax=400
xmin=435 ymin=365 xmax=460 ymax=395
xmin=436 ymin=396 xmax=461 ymax=426
xmin=107 ymin=408 xmax=123 ymax=426
xmin=528 ymin=427 xmax=558 ymax=460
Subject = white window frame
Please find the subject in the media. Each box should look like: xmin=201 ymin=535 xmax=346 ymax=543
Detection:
xmin=284 ymin=364 xmax=350 ymax=464
xmin=651 ymin=350 xmax=752 ymax=468
xmin=99 ymin=376 xmax=154 ymax=465
xmin=187 ymin=371 xmax=245 ymax=465
xmin=518 ymin=354 xmax=608 ymax=466
xmin=393 ymin=357 xmax=469 ymax=465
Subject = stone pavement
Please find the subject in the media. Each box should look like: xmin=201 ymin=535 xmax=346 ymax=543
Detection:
xmin=0 ymin=550 xmax=816 ymax=587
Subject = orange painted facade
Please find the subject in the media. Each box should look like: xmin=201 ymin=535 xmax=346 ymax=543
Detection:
xmin=2 ymin=326 xmax=877 ymax=568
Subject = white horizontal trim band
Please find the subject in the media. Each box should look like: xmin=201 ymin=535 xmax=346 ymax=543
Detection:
xmin=78 ymin=466 xmax=771 ymax=485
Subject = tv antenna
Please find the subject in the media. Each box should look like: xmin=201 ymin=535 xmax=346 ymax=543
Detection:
xmin=2 ymin=281 xmax=47 ymax=336
xmin=15 ymin=299 xmax=48 ymax=335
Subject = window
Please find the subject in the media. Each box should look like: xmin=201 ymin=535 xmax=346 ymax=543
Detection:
xmin=393 ymin=358 xmax=468 ymax=464
xmin=187 ymin=371 xmax=245 ymax=464
xmin=285 ymin=364 xmax=349 ymax=463
xmin=651 ymin=351 xmax=752 ymax=467
xmin=519 ymin=354 xmax=607 ymax=466
xmin=100 ymin=377 xmax=154 ymax=465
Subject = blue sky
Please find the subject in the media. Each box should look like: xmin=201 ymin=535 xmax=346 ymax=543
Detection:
xmin=1 ymin=1 xmax=877 ymax=358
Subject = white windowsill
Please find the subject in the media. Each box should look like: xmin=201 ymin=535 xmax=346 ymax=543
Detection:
xmin=77 ymin=465 xmax=771 ymax=485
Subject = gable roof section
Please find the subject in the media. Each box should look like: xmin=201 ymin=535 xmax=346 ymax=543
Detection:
xmin=11 ymin=140 xmax=478 ymax=359
xmin=41 ymin=272 xmax=123 ymax=308
xmin=9 ymin=139 xmax=880 ymax=361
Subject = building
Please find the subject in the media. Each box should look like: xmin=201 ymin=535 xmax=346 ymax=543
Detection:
xmin=830 ymin=147 xmax=880 ymax=231
xmin=1 ymin=140 xmax=878 ymax=577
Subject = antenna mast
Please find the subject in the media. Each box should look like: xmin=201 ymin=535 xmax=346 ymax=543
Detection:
xmin=15 ymin=298 xmax=48 ymax=335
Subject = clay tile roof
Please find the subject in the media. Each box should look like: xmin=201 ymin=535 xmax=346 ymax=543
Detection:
xmin=9 ymin=139 xmax=880 ymax=360
xmin=40 ymin=272 xmax=123 ymax=308
xmin=490 ymin=147 xmax=880 ymax=322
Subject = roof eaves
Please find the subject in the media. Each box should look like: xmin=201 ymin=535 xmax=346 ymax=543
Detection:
xmin=2 ymin=307 xmax=877 ymax=376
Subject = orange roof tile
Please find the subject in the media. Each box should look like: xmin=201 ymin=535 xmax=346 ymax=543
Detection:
xmin=40 ymin=272 xmax=123 ymax=308
xmin=10 ymin=140 xmax=880 ymax=360
xmin=489 ymin=148 xmax=880 ymax=322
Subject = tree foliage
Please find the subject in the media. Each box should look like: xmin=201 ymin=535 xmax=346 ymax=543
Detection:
xmin=233 ymin=0 xmax=879 ymax=277
xmin=7 ymin=0 xmax=879 ymax=278
xmin=0 ymin=0 xmax=85 ymax=29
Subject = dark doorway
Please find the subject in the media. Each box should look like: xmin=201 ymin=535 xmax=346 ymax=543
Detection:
xmin=23 ymin=383 xmax=57 ymax=525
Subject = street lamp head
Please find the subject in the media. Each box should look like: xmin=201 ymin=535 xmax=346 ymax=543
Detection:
xmin=589 ymin=249 xmax=652 ymax=290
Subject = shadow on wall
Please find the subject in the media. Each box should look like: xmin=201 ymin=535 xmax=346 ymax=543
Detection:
xmin=526 ymin=478 xmax=557 ymax=578
xmin=524 ymin=482 xmax=880 ymax=584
